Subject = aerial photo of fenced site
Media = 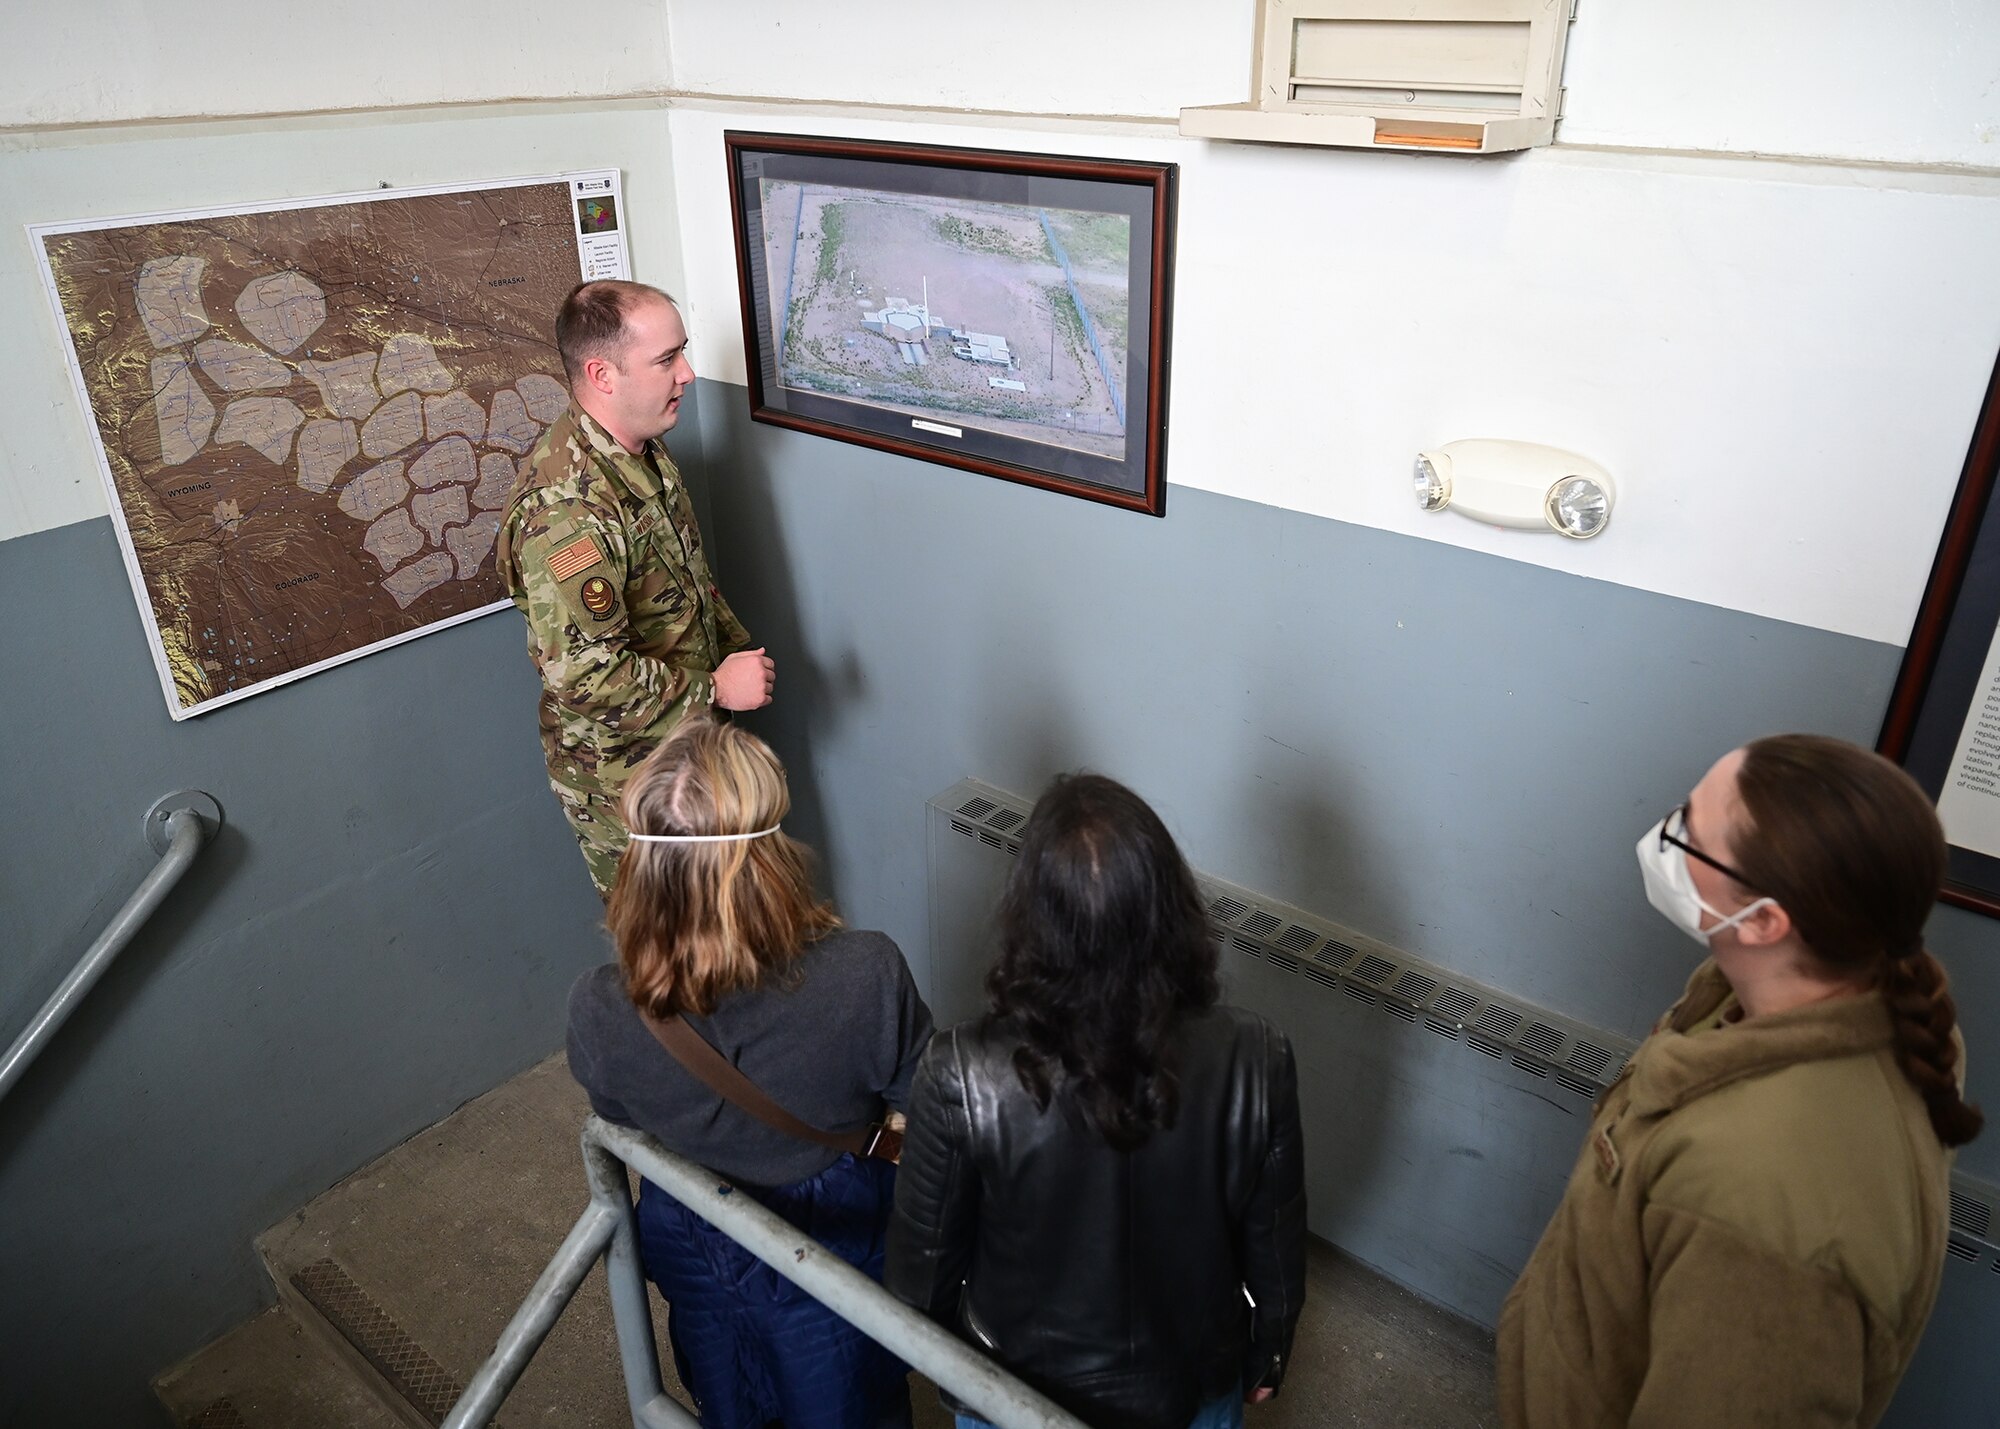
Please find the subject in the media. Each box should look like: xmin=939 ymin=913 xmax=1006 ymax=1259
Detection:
xmin=760 ymin=180 xmax=1131 ymax=460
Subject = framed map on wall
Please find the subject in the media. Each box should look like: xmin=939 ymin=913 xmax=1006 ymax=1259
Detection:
xmin=726 ymin=132 xmax=1177 ymax=516
xmin=33 ymin=170 xmax=632 ymax=720
xmin=1881 ymin=348 xmax=2000 ymax=915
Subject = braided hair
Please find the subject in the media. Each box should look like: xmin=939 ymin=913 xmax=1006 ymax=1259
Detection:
xmin=1732 ymin=734 xmax=1982 ymax=1148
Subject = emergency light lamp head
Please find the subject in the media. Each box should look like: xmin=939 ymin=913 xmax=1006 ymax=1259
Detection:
xmin=1412 ymin=440 xmax=1614 ymax=540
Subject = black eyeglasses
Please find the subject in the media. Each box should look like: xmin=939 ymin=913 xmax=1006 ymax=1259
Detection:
xmin=1660 ymin=804 xmax=1756 ymax=887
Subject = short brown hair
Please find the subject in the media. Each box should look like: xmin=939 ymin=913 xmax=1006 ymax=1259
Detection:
xmin=556 ymin=279 xmax=675 ymax=386
xmin=607 ymin=718 xmax=839 ymax=1018
xmin=1733 ymin=733 xmax=1983 ymax=1147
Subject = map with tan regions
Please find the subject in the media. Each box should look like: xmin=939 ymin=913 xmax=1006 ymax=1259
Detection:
xmin=35 ymin=171 xmax=630 ymax=718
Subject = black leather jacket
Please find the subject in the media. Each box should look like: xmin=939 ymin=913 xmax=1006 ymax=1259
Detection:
xmin=885 ymin=1005 xmax=1306 ymax=1429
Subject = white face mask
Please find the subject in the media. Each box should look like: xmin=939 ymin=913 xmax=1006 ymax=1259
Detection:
xmin=1635 ymin=816 xmax=1774 ymax=946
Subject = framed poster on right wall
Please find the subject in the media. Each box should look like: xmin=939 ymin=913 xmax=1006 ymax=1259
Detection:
xmin=1881 ymin=349 xmax=2000 ymax=916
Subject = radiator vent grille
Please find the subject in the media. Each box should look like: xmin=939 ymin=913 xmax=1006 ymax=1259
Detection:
xmin=1277 ymin=924 xmax=1321 ymax=954
xmin=1519 ymin=1022 xmax=1564 ymax=1059
xmin=1433 ymin=989 xmax=1480 ymax=1023
xmin=1391 ymin=972 xmax=1438 ymax=1004
xmin=956 ymin=796 xmax=996 ymax=821
xmin=1351 ymin=954 xmax=1396 ymax=984
xmin=1316 ymin=940 xmax=1358 ymax=969
xmin=1241 ymin=910 xmax=1283 ymax=939
xmin=1209 ymin=896 xmax=1249 ymax=923
xmin=1951 ymin=1189 xmax=1991 ymax=1241
xmin=1567 ymin=1041 xmax=1614 ymax=1079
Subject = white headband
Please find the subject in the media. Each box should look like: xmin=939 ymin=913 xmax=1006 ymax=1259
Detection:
xmin=627 ymin=826 xmax=782 ymax=844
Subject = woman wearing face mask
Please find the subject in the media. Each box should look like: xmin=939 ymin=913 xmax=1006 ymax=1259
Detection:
xmin=1498 ymin=733 xmax=1981 ymax=1429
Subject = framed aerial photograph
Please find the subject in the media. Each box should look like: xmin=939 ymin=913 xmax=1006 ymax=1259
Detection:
xmin=725 ymin=131 xmax=1177 ymax=516
xmin=1880 ymin=349 xmax=2000 ymax=915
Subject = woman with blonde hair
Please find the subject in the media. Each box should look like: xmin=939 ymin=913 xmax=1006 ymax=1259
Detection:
xmin=1500 ymin=733 xmax=1981 ymax=1427
xmin=567 ymin=717 xmax=932 ymax=1429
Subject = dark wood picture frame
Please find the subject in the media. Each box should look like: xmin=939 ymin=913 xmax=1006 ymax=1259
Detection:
xmin=724 ymin=131 xmax=1177 ymax=516
xmin=1879 ymin=348 xmax=2000 ymax=916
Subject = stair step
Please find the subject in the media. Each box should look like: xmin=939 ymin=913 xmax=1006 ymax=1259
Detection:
xmin=257 ymin=1053 xmax=685 ymax=1427
xmin=184 ymin=1050 xmax=1494 ymax=1427
xmin=154 ymin=1305 xmax=407 ymax=1429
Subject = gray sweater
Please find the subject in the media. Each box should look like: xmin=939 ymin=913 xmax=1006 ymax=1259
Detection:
xmin=566 ymin=929 xmax=935 ymax=1187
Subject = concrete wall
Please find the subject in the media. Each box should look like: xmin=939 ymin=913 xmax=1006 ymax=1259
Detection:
xmin=3 ymin=1 xmax=672 ymax=126
xmin=0 ymin=97 xmax=697 ymax=1425
xmin=3 ymin=0 xmax=1998 ymax=1420
xmin=692 ymin=381 xmax=2000 ymax=1190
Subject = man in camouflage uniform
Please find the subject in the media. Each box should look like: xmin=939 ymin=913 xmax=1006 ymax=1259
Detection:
xmin=498 ymin=280 xmax=775 ymax=897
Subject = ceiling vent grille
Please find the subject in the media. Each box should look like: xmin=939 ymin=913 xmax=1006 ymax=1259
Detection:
xmin=930 ymin=778 xmax=2000 ymax=1236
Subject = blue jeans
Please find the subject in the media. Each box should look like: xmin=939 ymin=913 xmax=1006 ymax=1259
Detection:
xmin=636 ymin=1154 xmax=912 ymax=1429
xmin=956 ymin=1387 xmax=1243 ymax=1429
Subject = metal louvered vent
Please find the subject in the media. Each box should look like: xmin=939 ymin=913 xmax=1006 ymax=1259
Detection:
xmin=1391 ymin=972 xmax=1438 ymax=1004
xmin=1567 ymin=1041 xmax=1614 ymax=1079
xmin=928 ymin=776 xmax=2000 ymax=1238
xmin=1241 ymin=910 xmax=1282 ymax=939
xmin=1316 ymin=939 xmax=1358 ymax=969
xmin=1433 ymin=988 xmax=1480 ymax=1023
xmin=1952 ymin=1189 xmax=1992 ymax=1240
xmin=1277 ymin=925 xmax=1320 ymax=954
xmin=1518 ymin=1022 xmax=1564 ymax=1059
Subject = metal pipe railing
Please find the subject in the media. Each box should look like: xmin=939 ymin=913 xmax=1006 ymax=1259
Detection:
xmin=446 ymin=1115 xmax=1091 ymax=1429
xmin=0 ymin=791 xmax=220 ymax=1105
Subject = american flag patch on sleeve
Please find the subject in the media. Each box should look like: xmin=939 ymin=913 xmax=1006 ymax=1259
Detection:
xmin=545 ymin=533 xmax=604 ymax=583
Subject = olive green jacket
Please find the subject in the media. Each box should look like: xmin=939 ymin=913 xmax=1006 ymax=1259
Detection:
xmin=496 ymin=403 xmax=751 ymax=804
xmin=1498 ymin=959 xmax=1955 ymax=1428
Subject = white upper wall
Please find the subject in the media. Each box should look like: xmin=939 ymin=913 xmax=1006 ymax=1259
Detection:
xmin=667 ymin=105 xmax=2000 ymax=647
xmin=0 ymin=104 xmax=684 ymax=541
xmin=667 ymin=0 xmax=2000 ymax=170
xmin=1 ymin=1 xmax=672 ymax=126
xmin=659 ymin=0 xmax=2000 ymax=645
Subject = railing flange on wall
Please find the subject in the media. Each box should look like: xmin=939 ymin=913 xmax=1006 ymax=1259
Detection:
xmin=145 ymin=790 xmax=222 ymax=855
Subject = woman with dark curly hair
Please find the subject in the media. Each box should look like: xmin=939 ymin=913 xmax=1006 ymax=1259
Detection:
xmin=886 ymin=773 xmax=1307 ymax=1429
xmin=1500 ymin=733 xmax=1982 ymax=1428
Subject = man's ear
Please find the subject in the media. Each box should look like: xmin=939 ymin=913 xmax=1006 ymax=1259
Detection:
xmin=583 ymin=354 xmax=617 ymax=396
xmin=1736 ymin=898 xmax=1792 ymax=948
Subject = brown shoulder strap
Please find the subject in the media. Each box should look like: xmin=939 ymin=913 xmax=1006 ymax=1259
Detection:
xmin=642 ymin=1012 xmax=868 ymax=1156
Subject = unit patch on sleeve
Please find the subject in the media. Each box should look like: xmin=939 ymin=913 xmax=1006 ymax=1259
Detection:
xmin=579 ymin=576 xmax=617 ymax=619
xmin=546 ymin=533 xmax=605 ymax=583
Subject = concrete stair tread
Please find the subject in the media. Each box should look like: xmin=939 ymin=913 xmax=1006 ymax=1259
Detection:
xmin=257 ymin=1053 xmax=686 ymax=1428
xmin=218 ymin=1050 xmax=1492 ymax=1428
xmin=154 ymin=1305 xmax=408 ymax=1429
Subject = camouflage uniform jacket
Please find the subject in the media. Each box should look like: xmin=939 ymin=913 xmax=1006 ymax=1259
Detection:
xmin=497 ymin=402 xmax=751 ymax=806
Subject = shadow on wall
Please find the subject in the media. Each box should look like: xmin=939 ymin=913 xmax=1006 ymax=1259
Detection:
xmin=0 ymin=813 xmax=241 ymax=1147
xmin=1242 ymin=758 xmax=1410 ymax=1237
xmin=688 ymin=392 xmax=863 ymax=906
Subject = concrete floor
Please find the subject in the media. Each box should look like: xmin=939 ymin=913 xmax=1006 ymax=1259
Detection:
xmin=158 ymin=1054 xmax=1496 ymax=1427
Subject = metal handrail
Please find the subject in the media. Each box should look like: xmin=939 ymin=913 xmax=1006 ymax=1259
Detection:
xmin=445 ymin=1115 xmax=1091 ymax=1429
xmin=0 ymin=791 xmax=220 ymax=1105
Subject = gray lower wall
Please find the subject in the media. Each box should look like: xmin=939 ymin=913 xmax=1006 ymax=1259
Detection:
xmin=6 ymin=370 xmax=1997 ymax=1423
xmin=693 ymin=378 xmax=2000 ymax=1424
xmin=0 ymin=405 xmax=719 ymax=1424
